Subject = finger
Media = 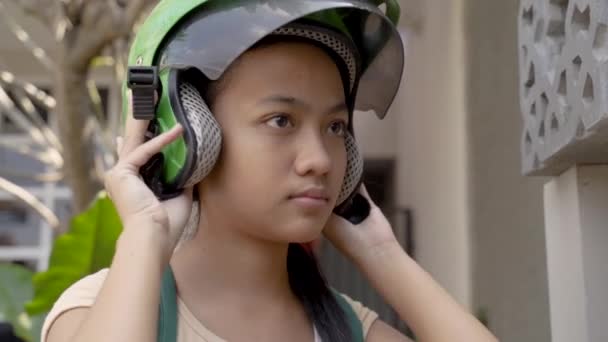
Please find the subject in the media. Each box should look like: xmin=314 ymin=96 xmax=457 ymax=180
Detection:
xmin=116 ymin=136 xmax=124 ymax=155
xmin=121 ymin=90 xmax=162 ymax=157
xmin=359 ymin=183 xmax=371 ymax=199
xmin=322 ymin=214 xmax=352 ymax=251
xmin=122 ymin=124 xmax=184 ymax=168
xmin=122 ymin=117 xmax=150 ymax=157
xmin=183 ymin=186 xmax=194 ymax=200
xmin=121 ymin=90 xmax=150 ymax=157
xmin=357 ymin=184 xmax=379 ymax=209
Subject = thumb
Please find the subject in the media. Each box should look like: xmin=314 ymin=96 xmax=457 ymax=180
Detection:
xmin=323 ymin=212 xmax=350 ymax=239
xmin=116 ymin=136 xmax=124 ymax=155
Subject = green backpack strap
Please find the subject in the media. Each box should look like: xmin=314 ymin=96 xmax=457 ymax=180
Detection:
xmin=156 ymin=267 xmax=364 ymax=342
xmin=331 ymin=289 xmax=365 ymax=342
xmin=157 ymin=266 xmax=178 ymax=342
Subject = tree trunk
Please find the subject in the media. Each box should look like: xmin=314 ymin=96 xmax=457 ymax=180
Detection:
xmin=55 ymin=53 xmax=101 ymax=213
xmin=11 ymin=0 xmax=157 ymax=213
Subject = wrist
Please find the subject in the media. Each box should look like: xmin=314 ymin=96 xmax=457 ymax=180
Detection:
xmin=354 ymin=239 xmax=406 ymax=271
xmin=117 ymin=219 xmax=173 ymax=265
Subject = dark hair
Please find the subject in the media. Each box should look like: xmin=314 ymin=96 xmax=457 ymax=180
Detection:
xmin=288 ymin=243 xmax=352 ymax=342
xmin=203 ymin=37 xmax=353 ymax=342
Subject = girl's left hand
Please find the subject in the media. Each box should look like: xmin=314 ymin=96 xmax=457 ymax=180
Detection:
xmin=323 ymin=185 xmax=402 ymax=266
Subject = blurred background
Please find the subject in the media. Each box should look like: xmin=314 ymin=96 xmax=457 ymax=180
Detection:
xmin=0 ymin=0 xmax=561 ymax=341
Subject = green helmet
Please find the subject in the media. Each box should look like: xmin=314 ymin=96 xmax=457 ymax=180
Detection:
xmin=123 ymin=0 xmax=404 ymax=211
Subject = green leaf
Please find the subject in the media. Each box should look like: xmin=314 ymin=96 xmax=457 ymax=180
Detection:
xmin=13 ymin=312 xmax=45 ymax=342
xmin=90 ymin=56 xmax=115 ymax=68
xmin=25 ymin=192 xmax=123 ymax=316
xmin=0 ymin=263 xmax=37 ymax=341
xmin=384 ymin=0 xmax=401 ymax=25
xmin=367 ymin=0 xmax=401 ymax=25
xmin=307 ymin=10 xmax=351 ymax=37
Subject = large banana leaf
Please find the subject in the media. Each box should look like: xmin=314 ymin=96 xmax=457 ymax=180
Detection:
xmin=25 ymin=192 xmax=122 ymax=316
xmin=0 ymin=263 xmax=45 ymax=342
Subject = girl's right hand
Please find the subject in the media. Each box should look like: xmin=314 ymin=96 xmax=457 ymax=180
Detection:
xmin=104 ymin=91 xmax=194 ymax=256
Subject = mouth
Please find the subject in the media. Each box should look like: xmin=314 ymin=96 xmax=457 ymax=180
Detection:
xmin=288 ymin=188 xmax=330 ymax=208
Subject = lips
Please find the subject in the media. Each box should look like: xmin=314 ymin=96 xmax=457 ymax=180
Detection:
xmin=289 ymin=188 xmax=329 ymax=202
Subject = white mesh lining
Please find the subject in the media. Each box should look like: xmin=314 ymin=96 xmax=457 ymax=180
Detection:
xmin=272 ymin=25 xmax=357 ymax=92
xmin=337 ymin=132 xmax=364 ymax=204
xmin=178 ymin=82 xmax=222 ymax=188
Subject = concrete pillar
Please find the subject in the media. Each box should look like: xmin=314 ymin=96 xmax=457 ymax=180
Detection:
xmin=544 ymin=165 xmax=608 ymax=342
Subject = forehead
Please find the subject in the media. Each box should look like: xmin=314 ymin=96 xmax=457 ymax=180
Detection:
xmin=222 ymin=42 xmax=346 ymax=96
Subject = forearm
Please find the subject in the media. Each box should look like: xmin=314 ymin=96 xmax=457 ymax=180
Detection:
xmin=69 ymin=221 xmax=170 ymax=342
xmin=357 ymin=242 xmax=498 ymax=342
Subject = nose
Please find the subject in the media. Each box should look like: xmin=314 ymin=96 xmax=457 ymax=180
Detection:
xmin=293 ymin=129 xmax=332 ymax=177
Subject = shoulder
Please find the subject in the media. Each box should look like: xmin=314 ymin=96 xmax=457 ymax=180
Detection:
xmin=336 ymin=292 xmax=379 ymax=338
xmin=41 ymin=269 xmax=109 ymax=342
xmin=337 ymin=293 xmax=415 ymax=342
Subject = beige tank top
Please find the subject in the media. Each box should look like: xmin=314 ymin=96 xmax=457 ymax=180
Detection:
xmin=41 ymin=269 xmax=379 ymax=342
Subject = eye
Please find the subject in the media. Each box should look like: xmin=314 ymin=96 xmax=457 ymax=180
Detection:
xmin=328 ymin=120 xmax=347 ymax=136
xmin=266 ymin=114 xmax=294 ymax=129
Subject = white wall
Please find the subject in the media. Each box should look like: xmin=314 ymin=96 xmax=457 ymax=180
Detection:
xmin=353 ymin=0 xmax=473 ymax=307
xmin=465 ymin=0 xmax=551 ymax=340
xmin=393 ymin=0 xmax=472 ymax=308
xmin=354 ymin=109 xmax=397 ymax=159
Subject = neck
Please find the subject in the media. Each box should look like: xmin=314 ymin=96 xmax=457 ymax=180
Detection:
xmin=170 ymin=205 xmax=293 ymax=305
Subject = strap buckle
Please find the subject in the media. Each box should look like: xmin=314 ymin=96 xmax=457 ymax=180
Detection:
xmin=127 ymin=66 xmax=159 ymax=120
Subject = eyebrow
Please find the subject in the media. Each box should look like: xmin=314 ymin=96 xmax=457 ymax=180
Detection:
xmin=258 ymin=95 xmax=348 ymax=116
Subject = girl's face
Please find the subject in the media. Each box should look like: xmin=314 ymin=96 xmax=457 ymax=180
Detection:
xmin=198 ymin=41 xmax=349 ymax=243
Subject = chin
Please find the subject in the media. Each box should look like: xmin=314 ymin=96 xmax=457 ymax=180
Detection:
xmin=243 ymin=205 xmax=332 ymax=243
xmin=272 ymin=219 xmax=326 ymax=244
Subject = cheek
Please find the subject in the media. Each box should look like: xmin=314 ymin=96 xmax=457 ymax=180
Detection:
xmin=220 ymin=131 xmax=290 ymax=197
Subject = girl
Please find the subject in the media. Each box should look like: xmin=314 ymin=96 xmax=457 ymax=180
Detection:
xmin=42 ymin=1 xmax=498 ymax=341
